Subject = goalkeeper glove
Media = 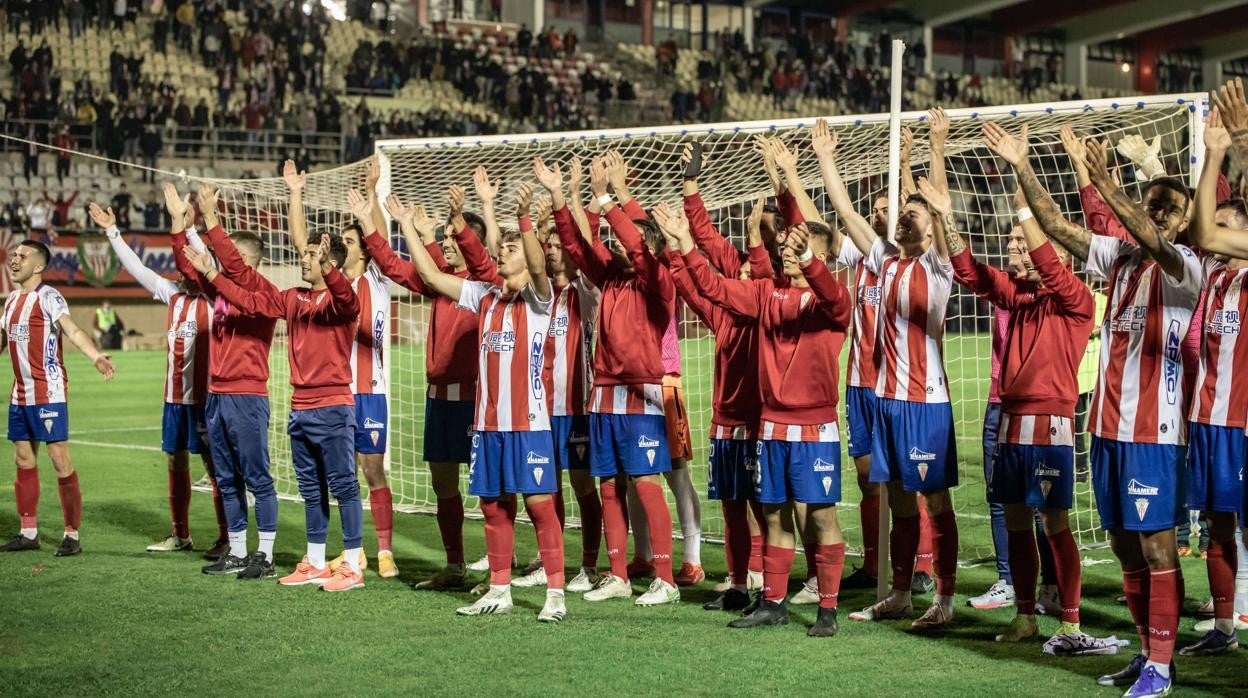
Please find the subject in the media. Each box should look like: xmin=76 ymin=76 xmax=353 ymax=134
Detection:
xmin=1115 ymin=134 xmax=1165 ymax=182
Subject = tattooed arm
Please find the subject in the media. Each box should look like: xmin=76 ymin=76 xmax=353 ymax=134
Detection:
xmin=917 ymin=176 xmax=963 ymax=260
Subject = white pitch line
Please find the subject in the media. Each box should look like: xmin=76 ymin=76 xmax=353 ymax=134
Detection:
xmin=69 ymin=426 xmax=162 ymax=435
xmin=74 ymin=439 xmax=164 ymax=452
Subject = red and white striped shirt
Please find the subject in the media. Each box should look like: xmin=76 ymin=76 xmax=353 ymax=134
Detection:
xmin=999 ymin=413 xmax=1075 ymax=447
xmin=837 ymin=241 xmax=881 ymax=389
xmin=4 ymin=285 xmax=70 ymax=406
xmin=1084 ymin=236 xmax=1203 ymax=445
xmin=351 ymin=263 xmax=390 ymax=396
xmin=588 ymin=383 xmax=665 ymax=416
xmin=458 ymin=279 xmax=554 ymax=432
xmin=546 ymin=276 xmax=598 ymax=417
xmin=865 ymin=238 xmax=952 ymax=403
xmin=164 ymin=293 xmax=212 ymax=404
xmin=760 ymin=420 xmax=841 ymax=443
xmin=1189 ymin=260 xmax=1248 ymax=429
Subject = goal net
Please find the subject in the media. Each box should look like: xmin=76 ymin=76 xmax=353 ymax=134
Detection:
xmin=204 ymin=93 xmax=1204 ymax=562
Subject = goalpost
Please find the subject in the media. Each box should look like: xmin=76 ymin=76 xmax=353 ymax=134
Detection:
xmin=204 ymin=91 xmax=1207 ymax=563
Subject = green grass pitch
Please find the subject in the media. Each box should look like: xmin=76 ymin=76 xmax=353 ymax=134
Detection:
xmin=0 ymin=350 xmax=1237 ymax=696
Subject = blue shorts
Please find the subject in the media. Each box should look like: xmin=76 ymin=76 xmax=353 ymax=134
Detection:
xmin=424 ymin=397 xmax=474 ymax=463
xmin=755 ymin=439 xmax=842 ymax=505
xmin=845 ymin=386 xmax=877 ymax=458
xmin=354 ymin=393 xmax=389 ymax=455
xmin=8 ymin=402 xmax=68 ymax=443
xmin=552 ymin=414 xmax=590 ymax=470
xmin=161 ymin=402 xmax=207 ymax=454
xmin=988 ymin=442 xmax=1075 ymax=510
xmin=468 ymin=430 xmax=559 ymax=497
xmin=1091 ymin=436 xmax=1186 ymax=532
xmin=869 ymin=398 xmax=958 ymax=493
xmin=588 ymin=413 xmax=672 ymax=479
xmin=708 ymin=438 xmax=757 ymax=501
xmin=1186 ymin=422 xmax=1246 ymax=514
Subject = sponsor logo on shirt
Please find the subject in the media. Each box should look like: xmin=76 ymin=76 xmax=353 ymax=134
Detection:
xmin=363 ymin=418 xmax=386 ymax=430
xmin=549 ymin=314 xmax=570 ymax=337
xmin=529 ymin=332 xmax=545 ymax=400
xmin=1110 ymin=305 xmax=1147 ymax=333
xmin=170 ymin=320 xmax=198 ymax=340
xmin=812 ymin=458 xmax=837 ymax=472
xmin=526 ymin=451 xmax=551 ymax=465
xmin=1207 ymin=308 xmax=1241 ymax=336
xmin=1126 ymin=479 xmax=1159 ymax=496
xmin=637 ymin=435 xmax=660 ymax=448
xmin=1164 ymin=319 xmax=1181 ymax=405
xmin=372 ymin=310 xmax=385 ymax=348
xmin=482 ymin=330 xmax=515 ymax=353
xmin=861 ymin=285 xmax=881 ymax=307
xmin=908 ymin=446 xmax=936 ymax=462
xmin=43 ymin=336 xmax=60 ymax=380
xmin=8 ymin=324 xmax=29 ymax=342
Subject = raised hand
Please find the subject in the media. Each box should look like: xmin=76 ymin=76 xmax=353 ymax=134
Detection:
xmin=900 ymin=125 xmax=913 ymax=161
xmin=1059 ymin=124 xmax=1086 ymax=162
xmin=532 ymin=156 xmax=563 ymax=193
xmin=981 ymin=122 xmax=1029 ymax=167
xmin=347 ymin=188 xmax=374 ymax=222
xmin=282 ymin=159 xmax=305 ymax=192
xmin=1205 ymin=107 xmax=1231 ymax=152
xmin=447 ymin=184 xmax=466 ymax=217
xmin=770 ymin=139 xmax=799 ymax=174
xmin=605 ymin=150 xmax=628 ymax=194
xmin=811 ymin=118 xmax=839 ymax=160
xmin=1115 ymin=133 xmax=1164 ymax=181
xmin=917 ymin=176 xmax=951 ymax=216
xmin=652 ymin=201 xmax=691 ymax=251
xmin=162 ymin=182 xmax=186 ymax=220
xmin=411 ymin=204 xmax=437 ymax=242
xmin=927 ymin=107 xmax=950 ymax=146
xmin=786 ymin=222 xmax=810 ymax=257
xmin=183 ymin=245 xmax=215 ymax=275
xmin=1082 ymin=138 xmax=1114 ymax=188
xmin=515 ymin=182 xmax=534 ymax=217
xmin=197 ymin=183 xmax=219 ymax=222
xmin=535 ymin=195 xmax=552 ymax=230
xmin=180 ymin=195 xmax=194 ymax=230
xmin=473 ymin=165 xmax=499 ymax=205
xmin=316 ymin=232 xmax=333 ymax=270
xmin=589 ymin=157 xmax=610 ymax=198
xmin=383 ymin=193 xmax=415 ymax=227
xmin=679 ymin=141 xmax=705 ymax=178
xmin=747 ymin=194 xmax=766 ymax=239
xmin=1212 ymin=77 xmax=1247 ymax=134
xmin=88 ymin=202 xmax=116 ymax=229
xmin=364 ymin=154 xmax=380 ymax=191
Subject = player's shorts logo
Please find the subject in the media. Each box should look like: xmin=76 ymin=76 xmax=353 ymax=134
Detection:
xmin=908 ymin=446 xmax=936 ymax=462
xmin=1040 ymin=480 xmax=1052 ymax=500
xmin=821 ymin=476 xmax=833 ymax=496
xmin=645 ymin=449 xmax=656 ymax=466
xmin=533 ymin=467 xmax=545 ymax=485
xmin=637 ymin=435 xmax=660 ymax=448
xmin=38 ymin=408 xmax=60 ymax=419
xmin=526 ymin=451 xmax=551 ymax=465
xmin=812 ymin=458 xmax=836 ymax=472
xmin=472 ymin=433 xmax=481 ymax=448
xmin=1134 ymin=498 xmax=1150 ymax=520
xmin=1126 ymin=479 xmax=1159 ymax=496
xmin=370 ymin=430 xmax=379 ymax=446
xmin=363 ymin=418 xmax=386 ymax=430
xmin=917 ymin=463 xmax=929 ymax=481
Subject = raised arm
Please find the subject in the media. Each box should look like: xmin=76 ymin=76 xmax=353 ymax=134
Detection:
xmin=1082 ymin=138 xmax=1187 ymax=280
xmin=770 ymin=138 xmax=821 ymax=224
xmin=1059 ymin=124 xmax=1093 ymax=189
xmin=813 ymin=118 xmax=876 ymax=256
xmin=184 ymin=245 xmax=285 ymax=318
xmin=94 ymin=203 xmax=178 ymax=303
xmin=678 ymin=244 xmax=761 ymax=318
xmin=472 ymin=166 xmax=503 ymax=259
xmin=353 ymin=189 xmax=461 ymax=300
xmin=537 ymin=156 xmax=610 ymax=286
xmin=197 ymin=182 xmax=273 ymax=291
xmin=165 ymin=184 xmax=214 ymax=297
xmin=516 ymin=182 xmax=550 ymax=301
xmin=282 ymin=159 xmax=308 ymax=253
xmin=362 ymin=155 xmax=388 ymax=244
xmin=1212 ymin=77 xmax=1248 ymax=170
xmin=680 ymin=142 xmax=744 ymax=276
xmin=982 ymin=121 xmax=1091 ymax=261
xmin=1190 ymin=108 xmax=1248 ymax=258
xmin=753 ymin=134 xmax=785 ymax=196
xmin=369 ymin=195 xmax=435 ymax=296
xmin=925 ymin=108 xmax=950 ymax=195
xmin=899 ymin=126 xmax=917 ymax=198
xmin=666 ymin=249 xmax=719 ymax=331
xmin=592 ymin=158 xmax=667 ymax=295
xmin=605 ymin=150 xmax=635 ymax=209
xmin=918 ymin=175 xmax=957 ymax=263
xmin=787 ymin=225 xmax=851 ymax=322
xmin=448 ymin=184 xmax=503 ymax=284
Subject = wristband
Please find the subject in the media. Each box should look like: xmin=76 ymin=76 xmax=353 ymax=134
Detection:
xmin=797 ymin=248 xmax=813 ymax=264
xmin=596 ymin=194 xmax=613 ymax=209
xmin=186 ymin=225 xmax=197 ymax=236
xmin=105 ymin=224 xmax=120 ymax=238
xmin=1017 ymin=207 xmax=1033 ymax=223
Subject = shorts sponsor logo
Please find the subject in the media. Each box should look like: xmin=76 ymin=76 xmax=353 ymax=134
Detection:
xmin=526 ymin=451 xmax=551 ymax=465
xmin=533 ymin=467 xmax=545 ymax=485
xmin=472 ymin=433 xmax=481 ymax=448
xmin=363 ymin=418 xmax=386 ymax=430
xmin=568 ymin=433 xmax=589 ymax=444
xmin=821 ymin=476 xmax=833 ymax=496
xmin=38 ymin=408 xmax=60 ymax=419
xmin=637 ymin=435 xmax=660 ymax=448
xmin=1126 ymin=479 xmax=1159 ymax=496
xmin=1036 ymin=467 xmax=1061 ymax=477
xmin=909 ymin=446 xmax=936 ymax=462
xmin=708 ymin=443 xmax=715 ymax=459
xmin=812 ymin=458 xmax=837 ymax=472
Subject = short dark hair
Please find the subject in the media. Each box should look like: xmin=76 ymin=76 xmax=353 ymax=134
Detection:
xmin=1216 ymin=198 xmax=1247 ymax=216
xmin=229 ymin=230 xmax=264 ymax=257
xmin=633 ymin=218 xmax=666 ymax=254
xmin=340 ymin=222 xmax=370 ymax=264
xmin=19 ymin=240 xmax=50 ymax=266
xmin=500 ymin=229 xmax=523 ymax=246
xmin=904 ymin=193 xmax=927 ymax=206
xmin=461 ymin=211 xmax=487 ymax=242
xmin=1147 ymin=176 xmax=1190 ymax=204
xmin=804 ymin=220 xmax=834 ymax=248
xmin=308 ymin=231 xmax=348 ymax=270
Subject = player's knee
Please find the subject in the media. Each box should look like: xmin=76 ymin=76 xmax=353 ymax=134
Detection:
xmin=1039 ymin=509 xmax=1069 ymax=536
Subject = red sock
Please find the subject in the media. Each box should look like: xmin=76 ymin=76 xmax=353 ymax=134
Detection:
xmin=1006 ymin=527 xmax=1039 ymax=615
xmin=599 ymin=479 xmax=629 ymax=578
xmin=15 ymin=467 xmax=39 ymax=529
xmin=436 ymin=494 xmax=465 ymax=565
xmin=916 ymin=499 xmax=934 ymax=575
xmin=1207 ymin=537 xmax=1237 ymax=621
xmin=480 ymin=497 xmax=516 ymax=586
xmin=815 ymin=543 xmax=846 ymax=609
xmin=803 ymin=541 xmax=817 ymax=580
xmin=723 ymin=500 xmax=751 ymax=586
xmin=890 ymin=513 xmax=920 ymax=592
xmin=369 ymin=487 xmax=394 ymax=552
xmin=762 ymin=544 xmax=796 ymax=602
xmin=931 ymin=509 xmax=959 ymax=596
xmin=748 ymin=500 xmax=765 ymax=575
xmin=56 ymin=472 xmax=81 ymax=532
xmin=1046 ymin=528 xmax=1083 ymax=624
xmin=209 ymin=479 xmax=228 ymax=539
xmin=169 ymin=468 xmax=192 ymax=539
xmin=1148 ymin=567 xmax=1180 ymax=666
xmin=1123 ymin=566 xmax=1152 ymax=654
xmin=575 ymin=490 xmax=602 ymax=569
xmin=527 ymin=497 xmax=565 ymax=588
xmin=860 ymin=491 xmax=880 ymax=573
xmin=634 ymin=479 xmax=674 ymax=585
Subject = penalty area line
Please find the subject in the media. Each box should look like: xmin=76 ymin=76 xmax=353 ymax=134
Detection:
xmin=74 ymin=439 xmax=164 ymax=453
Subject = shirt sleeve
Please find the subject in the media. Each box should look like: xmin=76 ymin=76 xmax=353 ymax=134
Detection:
xmin=1083 ymin=234 xmax=1125 ymax=282
xmin=362 ymin=230 xmax=432 ymax=297
xmin=776 ymin=189 xmax=804 ymax=226
xmin=456 ymin=279 xmax=491 ymax=314
xmin=668 ymin=251 xmax=719 ymax=331
xmin=321 ymin=267 xmax=359 ymax=321
xmin=1165 ymin=244 xmax=1205 ymax=297
xmin=453 ymin=224 xmax=503 ymax=285
xmin=863 ymin=236 xmax=888 ymax=276
xmin=678 ymin=249 xmax=762 ymax=318
xmin=209 ymin=273 xmax=286 ymax=318
xmin=835 ymin=238 xmax=864 ymax=269
xmin=949 ymin=248 xmax=1019 ymax=309
xmin=1028 ymin=242 xmax=1093 ymax=320
xmin=43 ymin=288 xmax=70 ymax=326
xmin=801 ymin=259 xmax=852 ymax=327
xmin=107 ymin=226 xmax=178 ymax=304
xmin=683 ymin=192 xmax=742 ymax=277
xmin=1079 ymin=184 xmax=1131 ymax=241
xmin=184 ymin=225 xmax=207 ymax=253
